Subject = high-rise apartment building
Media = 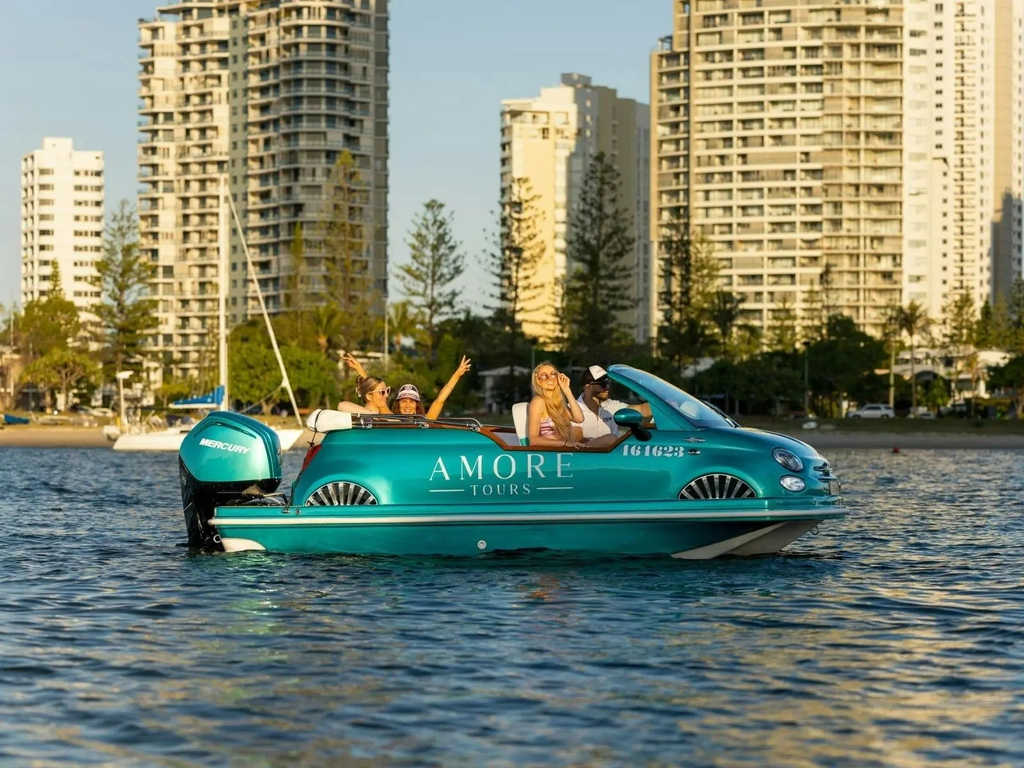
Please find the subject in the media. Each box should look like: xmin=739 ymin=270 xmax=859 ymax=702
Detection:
xmin=138 ymin=0 xmax=388 ymax=377
xmin=501 ymin=74 xmax=651 ymax=343
xmin=651 ymin=0 xmax=1023 ymax=341
xmin=20 ymin=137 xmax=104 ymax=313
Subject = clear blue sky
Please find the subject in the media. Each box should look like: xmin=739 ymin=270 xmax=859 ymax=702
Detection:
xmin=0 ymin=0 xmax=669 ymax=310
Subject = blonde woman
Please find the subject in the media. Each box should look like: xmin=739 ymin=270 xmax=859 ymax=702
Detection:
xmin=527 ymin=361 xmax=586 ymax=448
xmin=393 ymin=356 xmax=472 ymax=419
xmin=336 ymin=353 xmax=392 ymax=414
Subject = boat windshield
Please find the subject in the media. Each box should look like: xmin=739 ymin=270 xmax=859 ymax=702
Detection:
xmin=618 ymin=369 xmax=735 ymax=429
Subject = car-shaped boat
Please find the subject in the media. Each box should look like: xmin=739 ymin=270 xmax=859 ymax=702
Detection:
xmin=178 ymin=365 xmax=846 ymax=559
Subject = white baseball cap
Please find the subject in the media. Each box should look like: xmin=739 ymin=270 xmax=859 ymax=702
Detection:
xmin=395 ymin=383 xmax=421 ymax=402
xmin=583 ymin=365 xmax=610 ymax=385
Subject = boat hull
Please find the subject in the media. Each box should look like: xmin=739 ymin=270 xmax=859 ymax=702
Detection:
xmin=210 ymin=506 xmax=840 ymax=559
xmin=115 ymin=426 xmax=303 ymax=452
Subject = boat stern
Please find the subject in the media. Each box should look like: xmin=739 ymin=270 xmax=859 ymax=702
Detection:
xmin=179 ymin=411 xmax=283 ymax=550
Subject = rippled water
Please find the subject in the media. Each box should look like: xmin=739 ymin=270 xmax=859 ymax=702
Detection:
xmin=1 ymin=447 xmax=1022 ymax=766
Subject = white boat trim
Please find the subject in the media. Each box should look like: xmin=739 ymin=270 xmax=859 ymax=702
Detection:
xmin=221 ymin=538 xmax=267 ymax=553
xmin=114 ymin=426 xmax=303 ymax=452
xmin=210 ymin=509 xmax=833 ymax=527
xmin=725 ymin=519 xmax=820 ymax=556
xmin=671 ymin=523 xmax=786 ymax=560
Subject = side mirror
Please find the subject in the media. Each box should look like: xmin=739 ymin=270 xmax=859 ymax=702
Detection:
xmin=614 ymin=408 xmax=651 ymax=442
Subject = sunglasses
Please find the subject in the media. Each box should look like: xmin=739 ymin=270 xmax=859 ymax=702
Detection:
xmin=536 ymin=372 xmax=558 ymax=381
xmin=589 ymin=381 xmax=609 ymax=391
xmin=375 ymin=386 xmax=391 ymax=398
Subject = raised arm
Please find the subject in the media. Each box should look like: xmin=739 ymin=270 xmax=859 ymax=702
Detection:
xmin=342 ymin=352 xmax=368 ymax=380
xmin=558 ymin=373 xmax=585 ymax=425
xmin=426 ymin=356 xmax=471 ymax=419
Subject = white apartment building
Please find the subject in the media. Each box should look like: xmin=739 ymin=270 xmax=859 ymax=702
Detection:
xmin=138 ymin=0 xmax=389 ymax=377
xmin=20 ymin=137 xmax=104 ymax=313
xmin=501 ymin=74 xmax=651 ymax=344
xmin=651 ymin=0 xmax=1024 ymax=341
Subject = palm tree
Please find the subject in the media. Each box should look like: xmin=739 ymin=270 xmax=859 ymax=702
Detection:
xmin=898 ymin=301 xmax=929 ymax=415
xmin=882 ymin=303 xmax=902 ymax=408
xmin=387 ymin=300 xmax=425 ymax=354
xmin=311 ymin=304 xmax=344 ymax=358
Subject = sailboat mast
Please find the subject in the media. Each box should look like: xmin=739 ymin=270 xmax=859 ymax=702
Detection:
xmin=218 ymin=176 xmax=229 ymax=411
xmin=225 ymin=190 xmax=303 ymax=428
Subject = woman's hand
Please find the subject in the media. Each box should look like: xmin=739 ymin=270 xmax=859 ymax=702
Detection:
xmin=455 ymin=355 xmax=471 ymax=378
xmin=342 ymin=353 xmax=367 ymax=378
xmin=557 ymin=372 xmax=572 ymax=393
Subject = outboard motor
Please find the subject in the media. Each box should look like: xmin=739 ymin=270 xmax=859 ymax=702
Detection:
xmin=179 ymin=411 xmax=282 ymax=550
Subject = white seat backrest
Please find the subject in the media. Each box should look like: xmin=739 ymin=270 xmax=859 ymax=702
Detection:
xmin=511 ymin=402 xmax=530 ymax=444
xmin=306 ymin=409 xmax=353 ymax=433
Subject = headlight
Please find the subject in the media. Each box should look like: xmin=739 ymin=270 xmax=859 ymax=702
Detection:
xmin=780 ymin=475 xmax=806 ymax=492
xmin=772 ymin=447 xmax=803 ymax=472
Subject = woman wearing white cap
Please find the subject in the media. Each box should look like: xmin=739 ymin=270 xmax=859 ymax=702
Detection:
xmin=393 ymin=355 xmax=472 ymax=419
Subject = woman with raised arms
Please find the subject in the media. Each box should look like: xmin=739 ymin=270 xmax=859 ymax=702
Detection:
xmin=391 ymin=356 xmax=472 ymax=419
xmin=335 ymin=353 xmax=392 ymax=414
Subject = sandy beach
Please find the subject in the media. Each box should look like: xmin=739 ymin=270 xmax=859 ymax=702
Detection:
xmin=784 ymin=430 xmax=1024 ymax=450
xmin=0 ymin=426 xmax=318 ymax=449
xmin=0 ymin=426 xmax=113 ymax=448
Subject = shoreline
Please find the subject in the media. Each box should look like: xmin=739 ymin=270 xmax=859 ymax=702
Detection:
xmin=0 ymin=426 xmax=318 ymax=450
xmin=2 ymin=424 xmax=1023 ymax=450
xmin=786 ymin=430 xmax=1024 ymax=450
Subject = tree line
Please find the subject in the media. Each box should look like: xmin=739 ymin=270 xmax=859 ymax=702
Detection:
xmin=11 ymin=145 xmax=1024 ymax=419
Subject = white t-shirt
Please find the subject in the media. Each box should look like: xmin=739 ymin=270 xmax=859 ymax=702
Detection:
xmin=577 ymin=395 xmax=629 ymax=439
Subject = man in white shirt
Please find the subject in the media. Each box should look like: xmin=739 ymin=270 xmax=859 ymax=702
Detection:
xmin=577 ymin=365 xmax=631 ymax=439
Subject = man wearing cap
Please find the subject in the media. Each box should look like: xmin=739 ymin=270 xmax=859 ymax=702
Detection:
xmin=577 ymin=365 xmax=651 ymax=440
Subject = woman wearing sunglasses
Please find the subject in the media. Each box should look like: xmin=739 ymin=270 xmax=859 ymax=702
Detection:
xmin=392 ymin=355 xmax=473 ymax=419
xmin=335 ymin=353 xmax=393 ymax=414
xmin=527 ymin=361 xmax=586 ymax=448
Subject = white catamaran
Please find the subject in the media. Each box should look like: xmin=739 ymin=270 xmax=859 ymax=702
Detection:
xmin=113 ymin=178 xmax=305 ymax=452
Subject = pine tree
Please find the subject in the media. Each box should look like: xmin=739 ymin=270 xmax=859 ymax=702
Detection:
xmin=804 ymin=263 xmax=837 ymax=339
xmin=398 ymin=200 xmax=465 ymax=362
xmin=765 ymin=294 xmax=799 ymax=352
xmin=989 ymin=293 xmax=1014 ymax=351
xmin=90 ymin=201 xmax=158 ymax=375
xmin=561 ymin=152 xmax=637 ymax=363
xmin=975 ymin=299 xmax=994 ymax=348
xmin=940 ymin=291 xmax=976 ymax=352
xmin=656 ymin=211 xmax=720 ymax=368
xmin=319 ymin=151 xmax=378 ymax=354
xmin=708 ymin=290 xmax=745 ymax=359
xmin=486 ymin=178 xmax=544 ymax=407
xmin=1007 ymin=277 xmax=1024 ymax=353
xmin=21 ymin=262 xmax=81 ymax=360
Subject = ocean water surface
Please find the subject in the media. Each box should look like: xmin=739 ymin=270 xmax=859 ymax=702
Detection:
xmin=0 ymin=446 xmax=1022 ymax=766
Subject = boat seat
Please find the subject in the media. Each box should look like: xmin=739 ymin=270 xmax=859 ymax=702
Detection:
xmin=511 ymin=402 xmax=529 ymax=446
xmin=306 ymin=409 xmax=353 ymax=433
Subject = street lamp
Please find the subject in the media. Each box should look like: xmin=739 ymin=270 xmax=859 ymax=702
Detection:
xmin=801 ymin=341 xmax=811 ymax=417
xmin=116 ymin=371 xmax=133 ymax=429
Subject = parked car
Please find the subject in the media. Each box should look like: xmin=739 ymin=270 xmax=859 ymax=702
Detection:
xmin=847 ymin=403 xmax=895 ymax=419
xmin=90 ymin=407 xmax=114 ymax=418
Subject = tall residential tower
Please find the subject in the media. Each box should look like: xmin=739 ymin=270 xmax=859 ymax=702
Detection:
xmin=651 ymin=0 xmax=1023 ymax=340
xmin=20 ymin=137 xmax=104 ymax=313
xmin=501 ymin=74 xmax=651 ymax=343
xmin=138 ymin=0 xmax=389 ymax=377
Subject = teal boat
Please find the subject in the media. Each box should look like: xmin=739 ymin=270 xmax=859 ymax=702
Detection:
xmin=178 ymin=365 xmax=846 ymax=559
